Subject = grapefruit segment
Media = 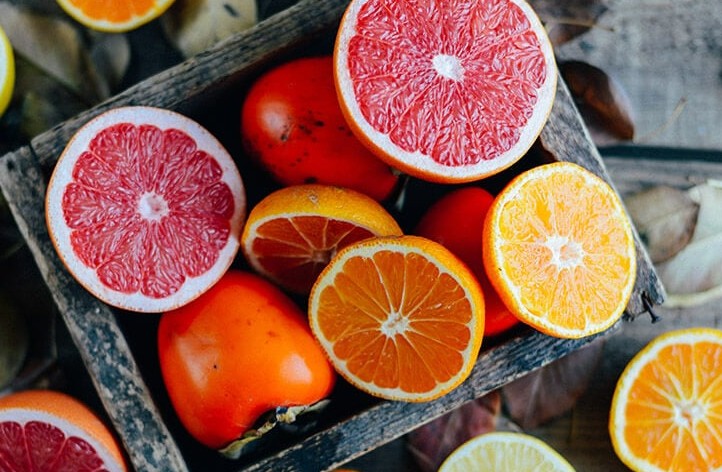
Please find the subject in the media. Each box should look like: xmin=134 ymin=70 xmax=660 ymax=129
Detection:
xmin=334 ymin=0 xmax=557 ymax=183
xmin=46 ymin=106 xmax=246 ymax=313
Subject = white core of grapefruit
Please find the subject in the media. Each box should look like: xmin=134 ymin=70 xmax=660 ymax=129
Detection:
xmin=0 ymin=408 xmax=125 ymax=471
xmin=46 ymin=106 xmax=246 ymax=313
xmin=334 ymin=0 xmax=557 ymax=183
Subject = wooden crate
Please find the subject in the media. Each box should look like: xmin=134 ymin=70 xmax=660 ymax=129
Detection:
xmin=0 ymin=0 xmax=664 ymax=470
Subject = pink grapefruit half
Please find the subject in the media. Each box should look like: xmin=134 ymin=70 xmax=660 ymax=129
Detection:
xmin=45 ymin=106 xmax=246 ymax=313
xmin=334 ymin=0 xmax=557 ymax=183
xmin=0 ymin=389 xmax=127 ymax=471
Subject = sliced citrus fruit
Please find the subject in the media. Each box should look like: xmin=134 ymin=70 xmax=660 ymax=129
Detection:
xmin=0 ymin=25 xmax=15 ymax=118
xmin=438 ymin=431 xmax=575 ymax=471
xmin=333 ymin=0 xmax=557 ymax=184
xmin=241 ymin=184 xmax=402 ymax=294
xmin=45 ymin=106 xmax=246 ymax=313
xmin=609 ymin=327 xmax=722 ymax=472
xmin=0 ymin=389 xmax=127 ymax=471
xmin=56 ymin=0 xmax=176 ymax=33
xmin=308 ymin=235 xmax=485 ymax=402
xmin=483 ymin=161 xmax=636 ymax=338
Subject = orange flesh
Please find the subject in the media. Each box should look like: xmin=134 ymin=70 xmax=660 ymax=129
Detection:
xmin=65 ymin=0 xmax=157 ymax=22
xmin=316 ymin=250 xmax=474 ymax=394
xmin=623 ymin=342 xmax=722 ymax=471
xmin=494 ymin=167 xmax=634 ymax=330
xmin=347 ymin=0 xmax=548 ymax=166
xmin=251 ymin=216 xmax=377 ymax=293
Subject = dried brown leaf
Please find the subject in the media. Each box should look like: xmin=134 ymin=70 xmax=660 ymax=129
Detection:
xmin=161 ymin=0 xmax=257 ymax=58
xmin=560 ymin=60 xmax=635 ymax=145
xmin=624 ymin=185 xmax=699 ymax=263
xmin=501 ymin=338 xmax=604 ymax=430
xmin=407 ymin=391 xmax=501 ymax=472
xmin=529 ymin=0 xmax=608 ymax=47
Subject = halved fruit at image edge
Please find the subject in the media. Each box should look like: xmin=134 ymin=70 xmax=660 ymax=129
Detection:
xmin=483 ymin=162 xmax=636 ymax=339
xmin=241 ymin=184 xmax=403 ymax=294
xmin=438 ymin=431 xmax=575 ymax=471
xmin=45 ymin=106 xmax=246 ymax=313
xmin=309 ymin=235 xmax=485 ymax=402
xmin=0 ymin=389 xmax=128 ymax=471
xmin=609 ymin=327 xmax=722 ymax=472
xmin=334 ymin=0 xmax=557 ymax=183
xmin=0 ymin=25 xmax=14 ymax=118
xmin=56 ymin=0 xmax=176 ymax=33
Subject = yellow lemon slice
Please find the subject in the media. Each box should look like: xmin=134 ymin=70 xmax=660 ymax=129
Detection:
xmin=0 ymin=25 xmax=15 ymax=118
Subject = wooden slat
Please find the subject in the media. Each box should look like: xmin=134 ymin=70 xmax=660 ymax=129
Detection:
xmin=0 ymin=147 xmax=189 ymax=472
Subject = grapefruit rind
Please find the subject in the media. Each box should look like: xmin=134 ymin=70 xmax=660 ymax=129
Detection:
xmin=609 ymin=327 xmax=722 ymax=472
xmin=56 ymin=0 xmax=176 ymax=33
xmin=334 ymin=0 xmax=558 ymax=184
xmin=483 ymin=162 xmax=636 ymax=339
xmin=0 ymin=25 xmax=14 ymax=118
xmin=438 ymin=431 xmax=576 ymax=472
xmin=45 ymin=106 xmax=245 ymax=313
xmin=308 ymin=235 xmax=485 ymax=402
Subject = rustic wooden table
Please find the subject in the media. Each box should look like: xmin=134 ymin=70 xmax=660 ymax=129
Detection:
xmin=348 ymin=1 xmax=722 ymax=470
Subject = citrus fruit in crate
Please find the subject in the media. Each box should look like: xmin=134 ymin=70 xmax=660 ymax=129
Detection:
xmin=157 ymin=270 xmax=336 ymax=456
xmin=0 ymin=25 xmax=14 ymax=118
xmin=483 ymin=161 xmax=636 ymax=339
xmin=0 ymin=389 xmax=127 ymax=471
xmin=438 ymin=431 xmax=575 ymax=471
xmin=414 ymin=186 xmax=519 ymax=337
xmin=309 ymin=235 xmax=484 ymax=402
xmin=45 ymin=106 xmax=246 ymax=313
xmin=240 ymin=55 xmax=399 ymax=202
xmin=56 ymin=0 xmax=176 ymax=33
xmin=609 ymin=327 xmax=722 ymax=472
xmin=241 ymin=183 xmax=402 ymax=294
xmin=333 ymin=0 xmax=557 ymax=183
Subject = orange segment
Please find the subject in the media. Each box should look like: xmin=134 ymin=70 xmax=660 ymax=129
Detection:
xmin=309 ymin=235 xmax=485 ymax=402
xmin=483 ymin=161 xmax=636 ymax=338
xmin=334 ymin=0 xmax=557 ymax=183
xmin=609 ymin=328 xmax=722 ymax=472
xmin=56 ymin=0 xmax=175 ymax=32
xmin=241 ymin=184 xmax=402 ymax=294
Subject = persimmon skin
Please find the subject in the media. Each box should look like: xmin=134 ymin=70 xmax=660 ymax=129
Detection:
xmin=157 ymin=270 xmax=336 ymax=449
xmin=240 ymin=55 xmax=399 ymax=202
xmin=414 ymin=187 xmax=519 ymax=337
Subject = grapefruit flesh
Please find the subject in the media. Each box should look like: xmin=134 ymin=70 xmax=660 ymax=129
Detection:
xmin=334 ymin=0 xmax=557 ymax=183
xmin=46 ymin=106 xmax=246 ymax=313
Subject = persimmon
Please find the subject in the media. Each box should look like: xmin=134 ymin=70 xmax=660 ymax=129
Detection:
xmin=157 ymin=270 xmax=336 ymax=453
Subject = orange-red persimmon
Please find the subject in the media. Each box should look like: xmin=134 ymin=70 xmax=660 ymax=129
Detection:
xmin=240 ymin=55 xmax=399 ymax=202
xmin=157 ymin=270 xmax=336 ymax=450
xmin=415 ymin=187 xmax=519 ymax=337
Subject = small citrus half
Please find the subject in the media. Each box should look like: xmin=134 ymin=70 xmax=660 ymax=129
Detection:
xmin=56 ymin=0 xmax=176 ymax=33
xmin=483 ymin=161 xmax=636 ymax=338
xmin=0 ymin=389 xmax=127 ymax=471
xmin=438 ymin=431 xmax=575 ymax=471
xmin=241 ymin=184 xmax=402 ymax=294
xmin=309 ymin=235 xmax=485 ymax=402
xmin=334 ymin=0 xmax=557 ymax=183
xmin=0 ymin=25 xmax=15 ymax=118
xmin=46 ymin=106 xmax=246 ymax=313
xmin=609 ymin=327 xmax=722 ymax=472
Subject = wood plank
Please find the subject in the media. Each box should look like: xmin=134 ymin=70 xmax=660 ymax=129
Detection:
xmin=0 ymin=147 xmax=189 ymax=472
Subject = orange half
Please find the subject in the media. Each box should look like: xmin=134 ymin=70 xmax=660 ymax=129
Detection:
xmin=56 ymin=0 xmax=176 ymax=33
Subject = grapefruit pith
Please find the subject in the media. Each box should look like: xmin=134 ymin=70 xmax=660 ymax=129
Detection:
xmin=334 ymin=0 xmax=557 ymax=183
xmin=46 ymin=106 xmax=246 ymax=313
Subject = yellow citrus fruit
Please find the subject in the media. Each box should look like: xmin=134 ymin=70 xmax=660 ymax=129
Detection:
xmin=438 ymin=431 xmax=575 ymax=471
xmin=56 ymin=0 xmax=176 ymax=33
xmin=241 ymin=184 xmax=402 ymax=294
xmin=309 ymin=235 xmax=485 ymax=402
xmin=0 ymin=25 xmax=15 ymax=118
xmin=609 ymin=327 xmax=722 ymax=472
xmin=483 ymin=161 xmax=636 ymax=338
xmin=334 ymin=0 xmax=557 ymax=183
xmin=0 ymin=389 xmax=127 ymax=471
